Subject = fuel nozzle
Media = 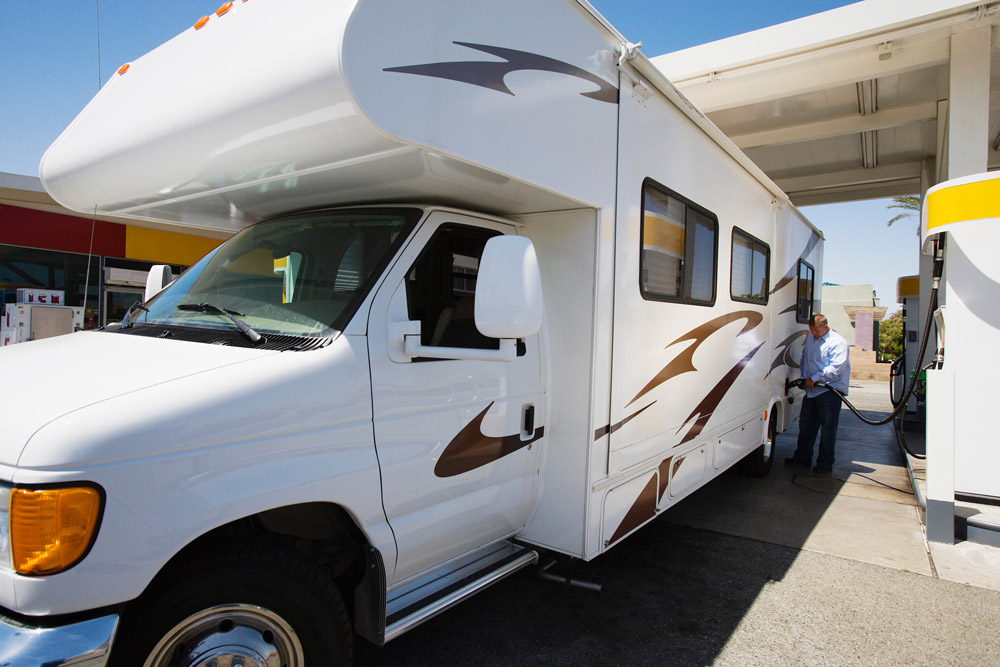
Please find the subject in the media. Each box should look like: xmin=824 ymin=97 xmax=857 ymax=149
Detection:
xmin=785 ymin=377 xmax=806 ymax=395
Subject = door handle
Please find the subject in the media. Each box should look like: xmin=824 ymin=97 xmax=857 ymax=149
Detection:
xmin=522 ymin=404 xmax=535 ymax=437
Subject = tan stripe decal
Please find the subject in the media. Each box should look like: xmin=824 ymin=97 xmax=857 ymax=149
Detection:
xmin=608 ymin=475 xmax=658 ymax=545
xmin=627 ymin=310 xmax=764 ymax=408
xmin=435 ymin=402 xmax=544 ymax=478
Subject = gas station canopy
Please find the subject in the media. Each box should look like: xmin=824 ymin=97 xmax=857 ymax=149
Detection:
xmin=652 ymin=0 xmax=1000 ymax=206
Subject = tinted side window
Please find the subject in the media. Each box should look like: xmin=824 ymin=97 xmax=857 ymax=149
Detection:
xmin=640 ymin=180 xmax=717 ymax=305
xmin=730 ymin=228 xmax=770 ymax=304
xmin=797 ymin=259 xmax=815 ymax=323
xmin=405 ymin=224 xmax=501 ymax=351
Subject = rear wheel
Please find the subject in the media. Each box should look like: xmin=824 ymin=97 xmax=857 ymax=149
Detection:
xmin=111 ymin=541 xmax=352 ymax=667
xmin=742 ymin=408 xmax=778 ymax=477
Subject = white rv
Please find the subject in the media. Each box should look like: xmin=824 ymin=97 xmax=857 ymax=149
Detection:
xmin=2 ymin=1 xmax=822 ymax=664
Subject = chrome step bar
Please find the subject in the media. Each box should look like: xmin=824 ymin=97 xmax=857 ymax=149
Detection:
xmin=384 ymin=545 xmax=538 ymax=642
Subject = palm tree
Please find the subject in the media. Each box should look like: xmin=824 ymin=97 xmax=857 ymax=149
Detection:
xmin=887 ymin=194 xmax=921 ymax=233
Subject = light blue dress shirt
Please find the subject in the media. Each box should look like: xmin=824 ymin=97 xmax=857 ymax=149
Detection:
xmin=800 ymin=328 xmax=850 ymax=398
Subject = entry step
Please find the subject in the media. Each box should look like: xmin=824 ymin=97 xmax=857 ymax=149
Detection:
xmin=385 ymin=541 xmax=538 ymax=642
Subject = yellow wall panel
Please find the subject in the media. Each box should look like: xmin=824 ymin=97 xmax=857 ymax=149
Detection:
xmin=125 ymin=226 xmax=222 ymax=265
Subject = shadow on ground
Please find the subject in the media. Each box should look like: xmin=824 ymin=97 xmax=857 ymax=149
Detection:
xmin=357 ymin=399 xmax=912 ymax=665
xmin=356 ymin=522 xmax=799 ymax=666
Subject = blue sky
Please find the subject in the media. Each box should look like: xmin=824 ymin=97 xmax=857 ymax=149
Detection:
xmin=0 ymin=0 xmax=915 ymax=313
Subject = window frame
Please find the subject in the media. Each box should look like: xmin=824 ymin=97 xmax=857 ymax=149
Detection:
xmin=638 ymin=178 xmax=718 ymax=307
xmin=796 ymin=259 xmax=815 ymax=323
xmin=729 ymin=226 xmax=771 ymax=305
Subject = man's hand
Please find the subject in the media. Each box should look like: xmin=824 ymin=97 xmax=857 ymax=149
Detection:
xmin=805 ymin=378 xmax=816 ymax=389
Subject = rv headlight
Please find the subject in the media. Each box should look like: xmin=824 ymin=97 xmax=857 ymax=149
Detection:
xmin=9 ymin=484 xmax=103 ymax=576
xmin=0 ymin=483 xmax=10 ymax=572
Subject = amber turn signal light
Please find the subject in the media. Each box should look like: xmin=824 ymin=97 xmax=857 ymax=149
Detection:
xmin=10 ymin=486 xmax=102 ymax=576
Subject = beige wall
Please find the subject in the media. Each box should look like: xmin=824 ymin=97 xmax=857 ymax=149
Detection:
xmin=820 ymin=283 xmax=879 ymax=346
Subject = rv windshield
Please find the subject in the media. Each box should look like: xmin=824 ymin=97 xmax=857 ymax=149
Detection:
xmin=136 ymin=208 xmax=419 ymax=338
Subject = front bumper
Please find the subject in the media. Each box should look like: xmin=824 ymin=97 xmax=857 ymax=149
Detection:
xmin=0 ymin=611 xmax=118 ymax=667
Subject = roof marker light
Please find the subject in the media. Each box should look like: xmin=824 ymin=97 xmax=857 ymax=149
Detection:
xmin=216 ymin=2 xmax=233 ymax=16
xmin=194 ymin=15 xmax=210 ymax=30
xmin=117 ymin=63 xmax=130 ymax=75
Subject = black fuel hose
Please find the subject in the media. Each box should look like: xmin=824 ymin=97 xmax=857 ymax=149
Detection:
xmin=888 ymin=355 xmax=906 ymax=409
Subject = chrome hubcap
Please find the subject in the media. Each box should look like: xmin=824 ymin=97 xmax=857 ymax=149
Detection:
xmin=144 ymin=604 xmax=304 ymax=667
xmin=763 ymin=415 xmax=777 ymax=462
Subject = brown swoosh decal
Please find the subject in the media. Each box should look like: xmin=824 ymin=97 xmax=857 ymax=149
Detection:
xmin=627 ymin=310 xmax=764 ymax=408
xmin=779 ymin=303 xmax=797 ymax=315
xmin=594 ymin=402 xmax=657 ymax=441
xmin=657 ymin=456 xmax=673 ymax=501
xmin=608 ymin=474 xmax=658 ymax=545
xmin=672 ymin=456 xmax=686 ymax=476
xmin=608 ymin=454 xmax=681 ymax=546
xmin=771 ymin=232 xmax=821 ymax=294
xmin=675 ymin=341 xmax=767 ymax=446
xmin=435 ymin=402 xmax=544 ymax=478
xmin=764 ymin=330 xmax=809 ymax=378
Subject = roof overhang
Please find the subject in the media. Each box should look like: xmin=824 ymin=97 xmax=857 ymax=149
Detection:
xmin=652 ymin=0 xmax=1000 ymax=206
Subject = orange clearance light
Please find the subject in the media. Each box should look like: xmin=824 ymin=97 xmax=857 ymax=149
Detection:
xmin=216 ymin=2 xmax=233 ymax=16
xmin=194 ymin=15 xmax=210 ymax=29
xmin=117 ymin=63 xmax=130 ymax=75
xmin=10 ymin=486 xmax=102 ymax=576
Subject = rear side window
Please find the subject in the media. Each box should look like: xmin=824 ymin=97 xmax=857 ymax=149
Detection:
xmin=730 ymin=228 xmax=770 ymax=304
xmin=797 ymin=259 xmax=815 ymax=323
xmin=640 ymin=180 xmax=717 ymax=305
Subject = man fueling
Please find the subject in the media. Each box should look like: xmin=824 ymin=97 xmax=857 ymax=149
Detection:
xmin=786 ymin=313 xmax=851 ymax=474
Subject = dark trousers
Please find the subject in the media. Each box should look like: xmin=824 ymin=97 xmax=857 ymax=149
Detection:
xmin=793 ymin=390 xmax=842 ymax=469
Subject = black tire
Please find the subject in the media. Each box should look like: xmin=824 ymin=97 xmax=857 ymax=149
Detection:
xmin=110 ymin=540 xmax=352 ymax=667
xmin=741 ymin=409 xmax=778 ymax=477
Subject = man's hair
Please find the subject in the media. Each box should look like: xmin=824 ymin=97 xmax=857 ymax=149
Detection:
xmin=810 ymin=314 xmax=829 ymax=327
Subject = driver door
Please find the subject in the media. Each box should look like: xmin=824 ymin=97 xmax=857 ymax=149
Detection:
xmin=367 ymin=211 xmax=545 ymax=584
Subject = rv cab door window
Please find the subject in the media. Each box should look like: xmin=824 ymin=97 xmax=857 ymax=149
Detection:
xmin=405 ymin=224 xmax=502 ymax=353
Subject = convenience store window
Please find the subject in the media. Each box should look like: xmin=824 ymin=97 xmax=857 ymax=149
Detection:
xmin=0 ymin=244 xmax=100 ymax=327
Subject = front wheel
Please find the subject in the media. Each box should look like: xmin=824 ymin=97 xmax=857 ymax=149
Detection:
xmin=741 ymin=408 xmax=779 ymax=477
xmin=111 ymin=541 xmax=352 ymax=667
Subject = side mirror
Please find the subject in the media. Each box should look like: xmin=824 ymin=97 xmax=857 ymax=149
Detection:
xmin=144 ymin=265 xmax=173 ymax=301
xmin=475 ymin=235 xmax=543 ymax=339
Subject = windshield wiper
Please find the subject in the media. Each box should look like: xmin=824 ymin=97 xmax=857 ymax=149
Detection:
xmin=176 ymin=303 xmax=264 ymax=344
xmin=120 ymin=301 xmax=150 ymax=329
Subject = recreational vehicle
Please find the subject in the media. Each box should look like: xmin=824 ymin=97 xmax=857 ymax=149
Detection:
xmin=1 ymin=0 xmax=822 ymax=664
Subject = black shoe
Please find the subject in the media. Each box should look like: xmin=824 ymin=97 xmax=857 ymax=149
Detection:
xmin=785 ymin=457 xmax=809 ymax=467
xmin=812 ymin=465 xmax=832 ymax=474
